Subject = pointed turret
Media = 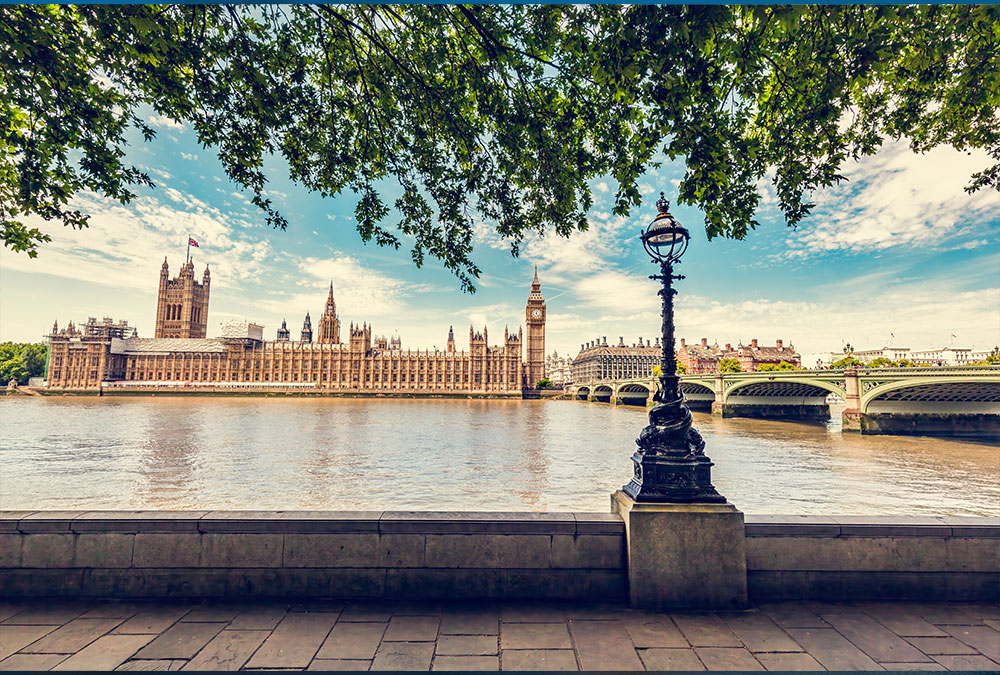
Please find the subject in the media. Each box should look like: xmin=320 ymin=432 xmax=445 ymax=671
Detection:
xmin=203 ymin=264 xmax=211 ymax=285
xmin=447 ymin=325 xmax=456 ymax=353
xmin=277 ymin=318 xmax=290 ymax=341
xmin=301 ymin=312 xmax=313 ymax=343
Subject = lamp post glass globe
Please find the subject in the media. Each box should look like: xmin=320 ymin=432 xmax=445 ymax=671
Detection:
xmin=622 ymin=191 xmax=726 ymax=504
xmin=641 ymin=192 xmax=690 ymax=264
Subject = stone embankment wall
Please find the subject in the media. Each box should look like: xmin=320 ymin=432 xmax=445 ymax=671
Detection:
xmin=0 ymin=512 xmax=625 ymax=600
xmin=1 ymin=512 xmax=996 ymax=602
xmin=745 ymin=515 xmax=999 ymax=601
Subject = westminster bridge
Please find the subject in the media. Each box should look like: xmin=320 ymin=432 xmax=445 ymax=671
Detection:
xmin=567 ymin=366 xmax=1000 ymax=437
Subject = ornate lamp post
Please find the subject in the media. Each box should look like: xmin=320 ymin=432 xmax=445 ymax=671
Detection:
xmin=622 ymin=192 xmax=727 ymax=503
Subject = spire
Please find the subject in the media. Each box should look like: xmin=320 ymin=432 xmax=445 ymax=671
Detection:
xmin=533 ymin=265 xmax=539 ymax=284
xmin=448 ymin=325 xmax=454 ymax=340
xmin=326 ymin=281 xmax=335 ymax=310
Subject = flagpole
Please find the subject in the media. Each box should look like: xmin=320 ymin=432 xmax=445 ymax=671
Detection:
xmin=186 ymin=234 xmax=190 ymax=263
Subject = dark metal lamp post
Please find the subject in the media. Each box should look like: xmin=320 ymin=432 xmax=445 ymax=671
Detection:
xmin=622 ymin=192 xmax=727 ymax=503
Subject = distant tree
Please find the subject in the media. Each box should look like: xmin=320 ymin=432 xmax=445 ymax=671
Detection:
xmin=676 ymin=363 xmax=686 ymax=375
xmin=0 ymin=342 xmax=47 ymax=384
xmin=988 ymin=347 xmax=1000 ymax=364
xmin=777 ymin=360 xmax=797 ymax=370
xmin=832 ymin=355 xmax=864 ymax=369
xmin=757 ymin=363 xmax=779 ymax=372
xmin=4 ymin=5 xmax=999 ymax=290
xmin=868 ymin=357 xmax=895 ymax=368
xmin=718 ymin=358 xmax=742 ymax=373
xmin=896 ymin=359 xmax=915 ymax=367
xmin=653 ymin=365 xmax=662 ymax=377
xmin=535 ymin=377 xmax=554 ymax=390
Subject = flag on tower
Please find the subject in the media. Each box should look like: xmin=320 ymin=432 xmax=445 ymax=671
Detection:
xmin=188 ymin=238 xmax=200 ymax=247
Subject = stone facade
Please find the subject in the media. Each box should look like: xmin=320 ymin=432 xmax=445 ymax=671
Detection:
xmin=733 ymin=339 xmax=801 ymax=371
xmin=46 ymin=266 xmax=545 ymax=395
xmin=677 ymin=338 xmax=725 ymax=374
xmin=677 ymin=337 xmax=801 ymax=373
xmin=571 ymin=336 xmax=661 ymax=383
xmin=545 ymin=350 xmax=572 ymax=387
xmin=525 ymin=269 xmax=546 ymax=388
xmin=155 ymin=258 xmax=210 ymax=338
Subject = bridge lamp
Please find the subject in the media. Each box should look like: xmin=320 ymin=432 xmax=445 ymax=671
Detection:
xmin=622 ymin=192 xmax=726 ymax=503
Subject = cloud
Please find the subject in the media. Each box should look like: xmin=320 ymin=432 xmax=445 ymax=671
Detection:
xmin=783 ymin=141 xmax=997 ymax=259
xmin=180 ymin=152 xmax=198 ymax=161
xmin=147 ymin=115 xmax=184 ymax=131
xmin=2 ymin=190 xmax=277 ymax=299
xmin=595 ymin=181 xmax=609 ymax=193
xmin=952 ymin=238 xmax=990 ymax=251
xmin=147 ymin=167 xmax=171 ymax=180
xmin=263 ymin=255 xmax=414 ymax=319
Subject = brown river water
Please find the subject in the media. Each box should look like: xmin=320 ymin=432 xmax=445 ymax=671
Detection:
xmin=1 ymin=397 xmax=997 ymax=515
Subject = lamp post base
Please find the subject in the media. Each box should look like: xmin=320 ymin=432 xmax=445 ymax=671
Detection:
xmin=611 ymin=490 xmax=748 ymax=609
xmin=622 ymin=450 xmax=727 ymax=503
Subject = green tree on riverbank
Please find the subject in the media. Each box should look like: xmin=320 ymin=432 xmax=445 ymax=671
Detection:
xmin=3 ymin=5 xmax=998 ymax=290
xmin=757 ymin=361 xmax=797 ymax=371
xmin=0 ymin=342 xmax=47 ymax=384
xmin=718 ymin=358 xmax=742 ymax=373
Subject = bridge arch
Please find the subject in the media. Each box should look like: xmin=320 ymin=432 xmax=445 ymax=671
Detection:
xmin=592 ymin=384 xmax=614 ymax=403
xmin=617 ymin=383 xmax=652 ymax=406
xmin=860 ymin=377 xmax=1000 ymax=414
xmin=723 ymin=377 xmax=846 ymax=403
xmin=680 ymin=381 xmax=714 ymax=395
xmin=575 ymin=385 xmax=591 ymax=401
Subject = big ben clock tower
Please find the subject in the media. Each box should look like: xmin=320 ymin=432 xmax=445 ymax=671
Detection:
xmin=525 ymin=267 xmax=546 ymax=388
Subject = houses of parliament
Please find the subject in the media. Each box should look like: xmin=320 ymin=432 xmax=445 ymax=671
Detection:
xmin=45 ymin=258 xmax=546 ymax=395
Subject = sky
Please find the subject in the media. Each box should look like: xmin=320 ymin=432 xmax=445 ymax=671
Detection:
xmin=2 ymin=110 xmax=998 ymax=366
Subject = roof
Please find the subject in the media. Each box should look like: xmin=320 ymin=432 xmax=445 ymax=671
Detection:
xmin=110 ymin=338 xmax=228 ymax=355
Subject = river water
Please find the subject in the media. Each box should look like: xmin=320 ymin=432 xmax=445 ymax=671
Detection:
xmin=1 ymin=397 xmax=997 ymax=515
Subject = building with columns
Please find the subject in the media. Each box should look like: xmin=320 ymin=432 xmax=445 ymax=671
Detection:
xmin=570 ymin=336 xmax=661 ymax=383
xmin=45 ymin=264 xmax=547 ymax=395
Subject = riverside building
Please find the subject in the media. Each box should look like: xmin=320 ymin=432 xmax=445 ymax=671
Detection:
xmin=570 ymin=336 xmax=662 ymax=383
xmin=45 ymin=260 xmax=546 ymax=395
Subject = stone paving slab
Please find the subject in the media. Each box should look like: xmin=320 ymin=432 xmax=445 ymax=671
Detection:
xmin=51 ymin=633 xmax=155 ymax=671
xmin=0 ymin=599 xmax=996 ymax=671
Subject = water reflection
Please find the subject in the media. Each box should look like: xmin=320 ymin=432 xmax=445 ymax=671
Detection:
xmin=2 ymin=397 xmax=997 ymax=515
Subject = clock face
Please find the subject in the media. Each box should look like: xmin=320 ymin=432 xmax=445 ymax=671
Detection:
xmin=531 ymin=309 xmax=542 ymax=319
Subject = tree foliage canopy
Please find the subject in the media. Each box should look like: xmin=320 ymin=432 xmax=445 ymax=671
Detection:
xmin=3 ymin=4 xmax=998 ymax=290
xmin=757 ymin=360 xmax=797 ymax=371
xmin=0 ymin=342 xmax=47 ymax=384
xmin=718 ymin=357 xmax=742 ymax=373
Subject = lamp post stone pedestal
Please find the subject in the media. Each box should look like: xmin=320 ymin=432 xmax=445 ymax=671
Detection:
xmin=611 ymin=493 xmax=748 ymax=609
xmin=611 ymin=192 xmax=748 ymax=610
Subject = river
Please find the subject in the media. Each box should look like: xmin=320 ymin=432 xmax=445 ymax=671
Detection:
xmin=1 ymin=397 xmax=997 ymax=515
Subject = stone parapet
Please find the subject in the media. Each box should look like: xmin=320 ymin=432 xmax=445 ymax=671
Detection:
xmin=0 ymin=511 xmax=626 ymax=601
xmin=745 ymin=514 xmax=1000 ymax=602
xmin=1 ymin=511 xmax=996 ymax=603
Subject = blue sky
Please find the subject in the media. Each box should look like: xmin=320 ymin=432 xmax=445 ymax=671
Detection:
xmin=2 ymin=110 xmax=998 ymax=365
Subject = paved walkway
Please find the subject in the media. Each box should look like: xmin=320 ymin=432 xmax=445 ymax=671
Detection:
xmin=0 ymin=599 xmax=998 ymax=671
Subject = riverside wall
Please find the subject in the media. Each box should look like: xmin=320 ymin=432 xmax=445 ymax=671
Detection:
xmin=0 ymin=512 xmax=996 ymax=602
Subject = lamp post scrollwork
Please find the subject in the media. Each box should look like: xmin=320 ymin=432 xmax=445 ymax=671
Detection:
xmin=622 ymin=192 xmax=727 ymax=503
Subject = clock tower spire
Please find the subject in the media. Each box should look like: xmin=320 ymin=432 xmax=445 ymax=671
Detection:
xmin=525 ymin=267 xmax=546 ymax=388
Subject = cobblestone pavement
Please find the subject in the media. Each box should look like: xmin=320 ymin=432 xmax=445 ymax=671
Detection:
xmin=1 ymin=599 xmax=998 ymax=671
